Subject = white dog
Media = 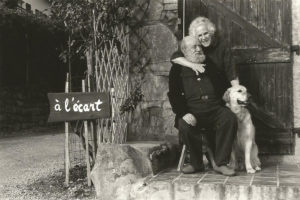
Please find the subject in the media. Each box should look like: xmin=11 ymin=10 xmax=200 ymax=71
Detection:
xmin=223 ymin=85 xmax=261 ymax=174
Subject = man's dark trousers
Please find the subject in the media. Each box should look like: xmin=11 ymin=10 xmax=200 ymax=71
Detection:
xmin=178 ymin=105 xmax=237 ymax=169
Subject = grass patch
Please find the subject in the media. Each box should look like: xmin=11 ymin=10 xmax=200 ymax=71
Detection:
xmin=27 ymin=165 xmax=96 ymax=200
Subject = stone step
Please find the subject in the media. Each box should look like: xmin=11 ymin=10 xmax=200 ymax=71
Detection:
xmin=91 ymin=141 xmax=300 ymax=200
xmin=90 ymin=141 xmax=180 ymax=200
xmin=126 ymin=141 xmax=181 ymax=174
xmin=131 ymin=160 xmax=300 ymax=200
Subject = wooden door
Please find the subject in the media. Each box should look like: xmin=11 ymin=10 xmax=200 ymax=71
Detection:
xmin=179 ymin=0 xmax=294 ymax=154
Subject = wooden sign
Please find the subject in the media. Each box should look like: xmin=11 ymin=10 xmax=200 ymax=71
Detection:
xmin=48 ymin=92 xmax=111 ymax=122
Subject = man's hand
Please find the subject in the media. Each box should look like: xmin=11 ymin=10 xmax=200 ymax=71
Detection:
xmin=191 ymin=63 xmax=206 ymax=75
xmin=182 ymin=113 xmax=197 ymax=126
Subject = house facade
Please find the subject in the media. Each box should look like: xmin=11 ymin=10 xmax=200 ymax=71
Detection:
xmin=127 ymin=0 xmax=300 ymax=157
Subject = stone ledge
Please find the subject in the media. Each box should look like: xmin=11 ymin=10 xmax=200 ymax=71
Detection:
xmin=91 ymin=141 xmax=180 ymax=200
xmin=127 ymin=141 xmax=180 ymax=174
xmin=132 ymin=180 xmax=300 ymax=200
xmin=130 ymin=157 xmax=300 ymax=200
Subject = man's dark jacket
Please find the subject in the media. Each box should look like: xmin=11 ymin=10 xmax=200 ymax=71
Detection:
xmin=167 ymin=57 xmax=231 ymax=128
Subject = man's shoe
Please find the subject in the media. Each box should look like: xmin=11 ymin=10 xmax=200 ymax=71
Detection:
xmin=214 ymin=165 xmax=236 ymax=176
xmin=181 ymin=164 xmax=203 ymax=174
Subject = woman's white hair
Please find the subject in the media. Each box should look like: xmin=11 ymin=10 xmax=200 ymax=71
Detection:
xmin=188 ymin=16 xmax=216 ymax=37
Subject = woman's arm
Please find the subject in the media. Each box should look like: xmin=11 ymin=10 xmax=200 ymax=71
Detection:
xmin=172 ymin=57 xmax=206 ymax=75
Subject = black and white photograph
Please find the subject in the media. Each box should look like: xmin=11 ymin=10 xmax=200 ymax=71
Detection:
xmin=1 ymin=0 xmax=300 ymax=199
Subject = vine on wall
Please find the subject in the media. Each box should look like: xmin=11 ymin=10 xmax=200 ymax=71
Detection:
xmin=50 ymin=0 xmax=150 ymax=114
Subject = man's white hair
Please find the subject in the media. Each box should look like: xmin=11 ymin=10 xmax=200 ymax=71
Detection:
xmin=181 ymin=35 xmax=199 ymax=54
xmin=181 ymin=36 xmax=205 ymax=63
xmin=188 ymin=16 xmax=216 ymax=37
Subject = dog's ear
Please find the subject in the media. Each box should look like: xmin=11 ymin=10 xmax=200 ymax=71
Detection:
xmin=247 ymin=92 xmax=252 ymax=99
xmin=247 ymin=92 xmax=252 ymax=102
xmin=223 ymin=88 xmax=231 ymax=103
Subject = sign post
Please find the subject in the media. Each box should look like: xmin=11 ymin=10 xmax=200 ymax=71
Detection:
xmin=82 ymin=79 xmax=91 ymax=186
xmin=48 ymin=84 xmax=111 ymax=186
xmin=64 ymin=74 xmax=70 ymax=186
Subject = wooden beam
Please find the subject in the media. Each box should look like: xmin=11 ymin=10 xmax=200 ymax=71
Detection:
xmin=233 ymin=47 xmax=291 ymax=64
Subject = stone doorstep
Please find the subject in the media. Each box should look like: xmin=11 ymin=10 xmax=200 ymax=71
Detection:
xmin=131 ymin=158 xmax=300 ymax=200
xmin=91 ymin=142 xmax=300 ymax=200
xmin=125 ymin=141 xmax=181 ymax=174
xmin=125 ymin=141 xmax=171 ymax=157
xmin=133 ymin=180 xmax=300 ymax=200
xmin=90 ymin=141 xmax=181 ymax=199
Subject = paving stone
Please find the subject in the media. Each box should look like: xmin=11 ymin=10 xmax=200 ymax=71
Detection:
xmin=261 ymin=168 xmax=277 ymax=172
xmin=280 ymin=182 xmax=300 ymax=187
xmin=254 ymin=176 xmax=277 ymax=180
xmin=250 ymin=186 xmax=279 ymax=200
xmin=175 ymin=177 xmax=199 ymax=184
xmin=195 ymin=184 xmax=225 ymax=199
xmin=201 ymin=180 xmax=225 ymax=184
xmin=255 ymin=173 xmax=277 ymax=178
xmin=205 ymin=174 xmax=228 ymax=179
xmin=229 ymin=174 xmax=252 ymax=179
xmin=127 ymin=159 xmax=300 ymax=200
xmin=279 ymin=175 xmax=300 ymax=179
xmin=226 ymin=180 xmax=251 ymax=186
xmin=252 ymin=181 xmax=277 ymax=186
xmin=132 ymin=181 xmax=174 ymax=200
xmin=279 ymin=177 xmax=300 ymax=183
xmin=153 ymin=177 xmax=176 ymax=182
xmin=279 ymin=171 xmax=300 ymax=176
xmin=173 ymin=183 xmax=196 ymax=200
xmin=180 ymin=173 xmax=205 ymax=179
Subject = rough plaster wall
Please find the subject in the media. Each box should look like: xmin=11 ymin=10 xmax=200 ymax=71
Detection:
xmin=292 ymin=0 xmax=300 ymax=128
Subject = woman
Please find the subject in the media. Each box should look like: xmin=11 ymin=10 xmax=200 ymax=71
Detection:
xmin=168 ymin=16 xmax=239 ymax=175
xmin=172 ymin=16 xmax=239 ymax=86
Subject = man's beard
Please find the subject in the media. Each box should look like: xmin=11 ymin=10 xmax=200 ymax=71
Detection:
xmin=184 ymin=52 xmax=206 ymax=63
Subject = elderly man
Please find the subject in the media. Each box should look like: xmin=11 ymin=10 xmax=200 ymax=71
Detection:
xmin=172 ymin=16 xmax=239 ymax=86
xmin=168 ymin=35 xmax=237 ymax=176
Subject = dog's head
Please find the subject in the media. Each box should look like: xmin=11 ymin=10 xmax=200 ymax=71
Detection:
xmin=223 ymin=85 xmax=250 ymax=107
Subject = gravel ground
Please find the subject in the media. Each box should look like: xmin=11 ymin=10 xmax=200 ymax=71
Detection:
xmin=0 ymin=130 xmax=96 ymax=200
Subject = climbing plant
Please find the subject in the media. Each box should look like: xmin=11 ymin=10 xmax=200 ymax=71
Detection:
xmin=50 ymin=0 xmax=133 ymax=73
xmin=51 ymin=0 xmax=150 ymax=145
xmin=50 ymin=0 xmax=148 ymax=113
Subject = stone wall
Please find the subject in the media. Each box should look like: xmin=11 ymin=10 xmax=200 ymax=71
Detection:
xmin=0 ymin=85 xmax=50 ymax=133
xmin=127 ymin=0 xmax=179 ymax=142
xmin=292 ymin=0 xmax=300 ymax=129
xmin=128 ymin=0 xmax=300 ymax=143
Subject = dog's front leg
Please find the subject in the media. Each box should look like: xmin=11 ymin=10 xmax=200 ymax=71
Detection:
xmin=245 ymin=141 xmax=255 ymax=173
